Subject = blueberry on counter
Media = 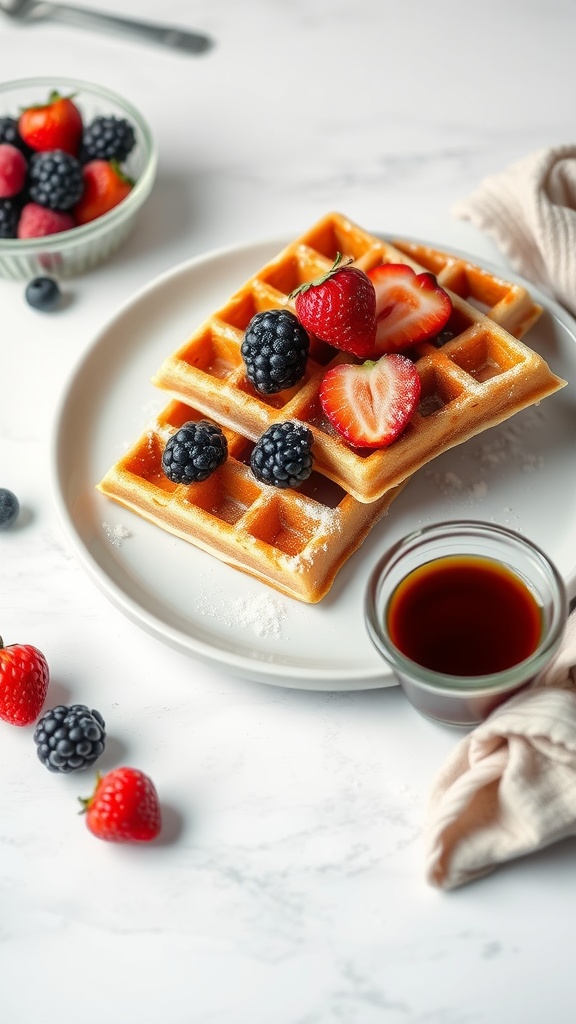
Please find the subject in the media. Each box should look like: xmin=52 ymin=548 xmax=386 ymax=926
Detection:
xmin=0 ymin=488 xmax=19 ymax=528
xmin=25 ymin=276 xmax=61 ymax=311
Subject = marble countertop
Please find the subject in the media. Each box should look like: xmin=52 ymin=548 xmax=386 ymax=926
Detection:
xmin=2 ymin=2 xmax=576 ymax=1021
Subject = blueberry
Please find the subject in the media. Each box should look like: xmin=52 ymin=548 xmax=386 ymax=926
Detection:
xmin=0 ymin=489 xmax=19 ymax=528
xmin=25 ymin=277 xmax=61 ymax=312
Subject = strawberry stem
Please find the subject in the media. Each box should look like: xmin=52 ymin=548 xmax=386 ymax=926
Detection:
xmin=288 ymin=252 xmax=354 ymax=299
xmin=78 ymin=771 xmax=103 ymax=814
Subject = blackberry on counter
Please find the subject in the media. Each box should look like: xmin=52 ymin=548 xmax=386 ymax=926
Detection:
xmin=162 ymin=420 xmax=228 ymax=484
xmin=0 ymin=197 xmax=20 ymax=238
xmin=28 ymin=149 xmax=83 ymax=211
xmin=34 ymin=704 xmax=106 ymax=773
xmin=241 ymin=309 xmax=310 ymax=394
xmin=250 ymin=421 xmax=314 ymax=489
xmin=81 ymin=115 xmax=136 ymax=163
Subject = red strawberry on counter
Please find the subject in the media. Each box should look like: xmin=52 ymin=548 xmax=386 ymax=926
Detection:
xmin=81 ymin=767 xmax=162 ymax=843
xmin=368 ymin=263 xmax=452 ymax=355
xmin=319 ymin=353 xmax=421 ymax=449
xmin=74 ymin=159 xmax=133 ymax=225
xmin=18 ymin=91 xmax=83 ymax=156
xmin=0 ymin=636 xmax=49 ymax=726
xmin=291 ymin=253 xmax=376 ymax=357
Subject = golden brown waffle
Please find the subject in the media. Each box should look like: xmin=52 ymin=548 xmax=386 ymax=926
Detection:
xmin=151 ymin=213 xmax=565 ymax=504
xmin=97 ymin=400 xmax=403 ymax=604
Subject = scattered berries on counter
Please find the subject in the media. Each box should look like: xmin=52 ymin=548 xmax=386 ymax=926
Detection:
xmin=17 ymin=202 xmax=75 ymax=239
xmin=241 ymin=308 xmax=310 ymax=394
xmin=0 ymin=638 xmax=49 ymax=726
xmin=74 ymin=159 xmax=133 ymax=225
xmin=0 ymin=488 xmax=19 ymax=528
xmin=162 ymin=420 xmax=228 ymax=484
xmin=0 ymin=143 xmax=28 ymax=198
xmin=80 ymin=766 xmax=162 ymax=843
xmin=34 ymin=704 xmax=106 ymax=773
xmin=28 ymin=149 xmax=84 ymax=211
xmin=18 ymin=91 xmax=83 ymax=156
xmin=0 ymin=197 xmax=20 ymax=239
xmin=250 ymin=421 xmax=314 ymax=488
xmin=81 ymin=115 xmax=136 ymax=163
xmin=25 ymin=276 xmax=62 ymax=312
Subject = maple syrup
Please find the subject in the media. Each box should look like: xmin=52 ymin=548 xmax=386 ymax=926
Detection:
xmin=386 ymin=554 xmax=543 ymax=677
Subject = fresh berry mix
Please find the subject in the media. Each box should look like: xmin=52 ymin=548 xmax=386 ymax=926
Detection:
xmin=250 ymin=421 xmax=314 ymax=488
xmin=28 ymin=150 xmax=84 ymax=211
xmin=162 ymin=420 xmax=228 ymax=484
xmin=241 ymin=309 xmax=310 ymax=394
xmin=34 ymin=704 xmax=106 ymax=773
xmin=81 ymin=115 xmax=136 ymax=163
xmin=0 ymin=488 xmax=19 ymax=528
xmin=0 ymin=637 xmax=49 ymax=726
xmin=81 ymin=766 xmax=162 ymax=843
xmin=25 ymin=276 xmax=61 ymax=312
xmin=0 ymin=89 xmax=138 ymax=239
xmin=291 ymin=253 xmax=377 ymax=357
xmin=0 ymin=198 xmax=20 ymax=239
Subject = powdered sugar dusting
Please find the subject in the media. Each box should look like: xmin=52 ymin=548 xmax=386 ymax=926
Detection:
xmin=195 ymin=583 xmax=288 ymax=638
xmin=102 ymin=522 xmax=132 ymax=547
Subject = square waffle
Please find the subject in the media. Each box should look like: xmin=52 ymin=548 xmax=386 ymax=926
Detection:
xmin=151 ymin=212 xmax=564 ymax=503
xmin=97 ymin=400 xmax=403 ymax=604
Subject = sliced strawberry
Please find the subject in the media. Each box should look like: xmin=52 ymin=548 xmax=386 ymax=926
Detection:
xmin=367 ymin=263 xmax=452 ymax=354
xmin=291 ymin=253 xmax=376 ymax=357
xmin=319 ymin=354 xmax=421 ymax=449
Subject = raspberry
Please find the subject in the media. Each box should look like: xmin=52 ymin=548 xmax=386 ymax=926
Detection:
xmin=241 ymin=309 xmax=310 ymax=394
xmin=17 ymin=202 xmax=75 ymax=239
xmin=250 ymin=421 xmax=314 ymax=488
xmin=0 ymin=143 xmax=27 ymax=199
xmin=34 ymin=704 xmax=106 ymax=773
xmin=162 ymin=420 xmax=228 ymax=484
xmin=28 ymin=149 xmax=83 ymax=210
xmin=0 ymin=197 xmax=20 ymax=238
xmin=0 ymin=488 xmax=19 ymax=528
xmin=81 ymin=115 xmax=136 ymax=163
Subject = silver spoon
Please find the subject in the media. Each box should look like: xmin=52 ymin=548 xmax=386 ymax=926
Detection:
xmin=0 ymin=0 xmax=213 ymax=54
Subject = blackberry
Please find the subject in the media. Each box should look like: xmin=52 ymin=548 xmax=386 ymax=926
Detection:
xmin=0 ymin=488 xmax=19 ymax=528
xmin=34 ymin=704 xmax=106 ymax=773
xmin=25 ymin=277 xmax=61 ymax=312
xmin=28 ymin=149 xmax=83 ymax=211
xmin=0 ymin=197 xmax=20 ymax=238
xmin=250 ymin=421 xmax=314 ymax=489
xmin=81 ymin=115 xmax=136 ymax=163
xmin=241 ymin=309 xmax=310 ymax=394
xmin=0 ymin=115 xmax=31 ymax=156
xmin=162 ymin=420 xmax=228 ymax=484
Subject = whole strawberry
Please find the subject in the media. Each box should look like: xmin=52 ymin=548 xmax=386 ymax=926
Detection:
xmin=290 ymin=253 xmax=376 ymax=357
xmin=74 ymin=159 xmax=133 ymax=225
xmin=0 ymin=636 xmax=49 ymax=726
xmin=81 ymin=767 xmax=162 ymax=843
xmin=18 ymin=92 xmax=83 ymax=156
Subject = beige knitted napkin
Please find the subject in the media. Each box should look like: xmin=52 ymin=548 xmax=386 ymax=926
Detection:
xmin=425 ymin=611 xmax=576 ymax=890
xmin=453 ymin=145 xmax=576 ymax=317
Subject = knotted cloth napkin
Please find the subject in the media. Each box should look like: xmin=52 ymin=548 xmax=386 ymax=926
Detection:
xmin=453 ymin=145 xmax=576 ymax=317
xmin=425 ymin=611 xmax=576 ymax=890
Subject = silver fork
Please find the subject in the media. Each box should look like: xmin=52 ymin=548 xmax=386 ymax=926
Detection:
xmin=0 ymin=0 xmax=213 ymax=54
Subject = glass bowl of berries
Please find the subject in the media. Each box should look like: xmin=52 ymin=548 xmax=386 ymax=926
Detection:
xmin=0 ymin=77 xmax=157 ymax=279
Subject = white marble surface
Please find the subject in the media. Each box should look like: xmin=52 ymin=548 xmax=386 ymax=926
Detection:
xmin=1 ymin=2 xmax=576 ymax=1021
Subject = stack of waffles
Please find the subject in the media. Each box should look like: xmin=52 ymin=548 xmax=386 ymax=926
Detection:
xmin=97 ymin=213 xmax=565 ymax=603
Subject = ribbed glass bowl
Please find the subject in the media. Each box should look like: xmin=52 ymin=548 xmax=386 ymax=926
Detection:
xmin=0 ymin=77 xmax=157 ymax=279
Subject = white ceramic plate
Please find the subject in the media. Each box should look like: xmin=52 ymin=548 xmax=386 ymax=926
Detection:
xmin=52 ymin=238 xmax=576 ymax=689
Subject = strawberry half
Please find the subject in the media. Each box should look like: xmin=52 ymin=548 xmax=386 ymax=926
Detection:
xmin=290 ymin=253 xmax=376 ymax=357
xmin=319 ymin=354 xmax=421 ymax=449
xmin=367 ymin=263 xmax=452 ymax=355
xmin=18 ymin=91 xmax=83 ymax=157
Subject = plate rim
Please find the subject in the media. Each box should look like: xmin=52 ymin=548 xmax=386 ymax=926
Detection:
xmin=50 ymin=233 xmax=576 ymax=687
